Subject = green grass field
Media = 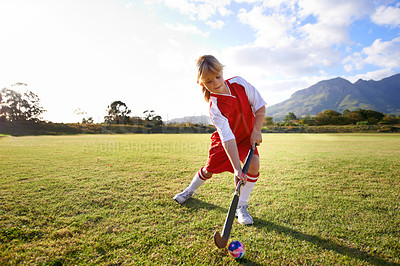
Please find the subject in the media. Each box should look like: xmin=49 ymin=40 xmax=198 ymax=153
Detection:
xmin=1 ymin=134 xmax=399 ymax=265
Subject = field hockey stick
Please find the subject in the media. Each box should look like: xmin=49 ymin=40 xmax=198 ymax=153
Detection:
xmin=214 ymin=144 xmax=256 ymax=249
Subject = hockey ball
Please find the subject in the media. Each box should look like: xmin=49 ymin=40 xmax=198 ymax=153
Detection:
xmin=228 ymin=240 xmax=245 ymax=259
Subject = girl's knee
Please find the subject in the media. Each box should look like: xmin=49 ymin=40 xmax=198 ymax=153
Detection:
xmin=202 ymin=168 xmax=213 ymax=178
xmin=248 ymin=155 xmax=259 ymax=176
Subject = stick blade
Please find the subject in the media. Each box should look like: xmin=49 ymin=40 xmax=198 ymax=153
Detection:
xmin=214 ymin=231 xmax=228 ymax=249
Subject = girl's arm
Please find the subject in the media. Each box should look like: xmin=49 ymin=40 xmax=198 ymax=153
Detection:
xmin=222 ymin=139 xmax=246 ymax=185
xmin=251 ymin=105 xmax=266 ymax=149
xmin=222 ymin=104 xmax=264 ymax=185
xmin=229 ymin=77 xmax=266 ymax=149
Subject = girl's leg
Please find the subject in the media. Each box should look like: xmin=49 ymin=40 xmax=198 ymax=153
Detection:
xmin=239 ymin=154 xmax=259 ymax=205
xmin=174 ymin=167 xmax=213 ymax=204
xmin=237 ymin=155 xmax=259 ymax=225
xmin=188 ymin=167 xmax=212 ymax=192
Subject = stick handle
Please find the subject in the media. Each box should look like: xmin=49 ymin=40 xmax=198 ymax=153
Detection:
xmin=236 ymin=144 xmax=257 ymax=194
xmin=242 ymin=145 xmax=256 ymax=175
xmin=222 ymin=145 xmax=257 ymax=240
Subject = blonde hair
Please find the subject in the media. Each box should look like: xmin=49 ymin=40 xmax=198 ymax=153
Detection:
xmin=196 ymin=55 xmax=224 ymax=102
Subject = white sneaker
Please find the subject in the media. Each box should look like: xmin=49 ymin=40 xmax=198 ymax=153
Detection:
xmin=173 ymin=188 xmax=194 ymax=204
xmin=236 ymin=205 xmax=253 ymax=225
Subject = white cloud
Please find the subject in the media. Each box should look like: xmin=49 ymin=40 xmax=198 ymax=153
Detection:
xmin=218 ymin=5 xmax=232 ymax=16
xmin=221 ymin=41 xmax=338 ymax=81
xmin=343 ymin=52 xmax=364 ymax=72
xmin=168 ymin=39 xmax=181 ymax=48
xmin=363 ymin=37 xmax=400 ymax=68
xmin=163 ymin=23 xmax=209 ymax=37
xmin=343 ymin=37 xmax=400 ymax=73
xmin=371 ymin=5 xmax=400 ymax=28
xmin=154 ymin=0 xmax=232 ymax=20
xmin=300 ymin=23 xmax=350 ymax=46
xmin=157 ymin=0 xmax=197 ymax=19
xmin=298 ymin=0 xmax=373 ymax=26
xmin=297 ymin=0 xmax=374 ymax=48
xmin=238 ymin=6 xmax=294 ymax=48
xmin=206 ymin=20 xmax=225 ymax=29
xmin=234 ymin=0 xmax=258 ymax=3
xmin=346 ymin=68 xmax=398 ymax=83
xmin=227 ymin=0 xmax=351 ymax=79
xmin=261 ymin=0 xmax=298 ymax=11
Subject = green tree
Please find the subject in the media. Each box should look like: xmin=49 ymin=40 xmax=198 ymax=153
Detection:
xmin=130 ymin=116 xmax=144 ymax=125
xmin=316 ymin=110 xmax=344 ymax=125
xmin=0 ymin=92 xmax=4 ymax=122
xmin=362 ymin=109 xmax=385 ymax=125
xmin=380 ymin=114 xmax=399 ymax=124
xmin=82 ymin=117 xmax=94 ymax=124
xmin=0 ymin=84 xmax=46 ymax=122
xmin=104 ymin=101 xmax=131 ymax=124
xmin=344 ymin=111 xmax=364 ymax=124
xmin=263 ymin=116 xmax=274 ymax=126
xmin=342 ymin=109 xmax=351 ymax=117
xmin=143 ymin=110 xmax=163 ymax=127
xmin=299 ymin=114 xmax=316 ymax=125
xmin=284 ymin=112 xmax=297 ymax=124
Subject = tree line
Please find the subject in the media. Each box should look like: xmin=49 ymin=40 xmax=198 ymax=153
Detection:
xmin=0 ymin=85 xmax=164 ymax=126
xmin=265 ymin=109 xmax=400 ymax=126
xmin=103 ymin=100 xmax=163 ymax=127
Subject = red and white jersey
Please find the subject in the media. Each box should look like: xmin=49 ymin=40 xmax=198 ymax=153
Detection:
xmin=209 ymin=76 xmax=266 ymax=144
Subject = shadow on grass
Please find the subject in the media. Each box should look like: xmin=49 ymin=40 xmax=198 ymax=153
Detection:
xmin=181 ymin=198 xmax=225 ymax=211
xmin=252 ymin=217 xmax=398 ymax=266
xmin=182 ymin=199 xmax=397 ymax=266
xmin=235 ymin=257 xmax=262 ymax=266
xmin=212 ymin=247 xmax=261 ymax=266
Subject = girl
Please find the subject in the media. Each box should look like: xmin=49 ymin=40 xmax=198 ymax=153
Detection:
xmin=174 ymin=55 xmax=266 ymax=225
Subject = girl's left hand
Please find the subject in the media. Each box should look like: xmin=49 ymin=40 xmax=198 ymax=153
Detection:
xmin=250 ymin=130 xmax=262 ymax=149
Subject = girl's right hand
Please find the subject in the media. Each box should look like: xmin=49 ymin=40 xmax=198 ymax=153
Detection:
xmin=234 ymin=169 xmax=247 ymax=186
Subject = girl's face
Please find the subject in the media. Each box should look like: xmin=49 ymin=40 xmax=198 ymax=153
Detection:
xmin=199 ymin=71 xmax=228 ymax=94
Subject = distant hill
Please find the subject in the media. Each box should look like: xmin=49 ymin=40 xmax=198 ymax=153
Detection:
xmin=267 ymin=73 xmax=400 ymax=120
xmin=166 ymin=115 xmax=212 ymax=125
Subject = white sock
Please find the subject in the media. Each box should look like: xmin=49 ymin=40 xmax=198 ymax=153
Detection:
xmin=238 ymin=181 xmax=256 ymax=207
xmin=187 ymin=169 xmax=206 ymax=192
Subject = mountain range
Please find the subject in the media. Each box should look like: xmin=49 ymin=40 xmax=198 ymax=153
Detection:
xmin=166 ymin=115 xmax=212 ymax=125
xmin=267 ymin=73 xmax=400 ymax=120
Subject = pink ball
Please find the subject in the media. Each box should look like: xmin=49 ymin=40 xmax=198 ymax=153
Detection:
xmin=228 ymin=240 xmax=245 ymax=259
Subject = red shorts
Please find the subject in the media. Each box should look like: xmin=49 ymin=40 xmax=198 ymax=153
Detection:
xmin=204 ymin=135 xmax=259 ymax=174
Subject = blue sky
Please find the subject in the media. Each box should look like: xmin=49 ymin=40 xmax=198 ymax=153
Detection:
xmin=1 ymin=0 xmax=399 ymax=123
